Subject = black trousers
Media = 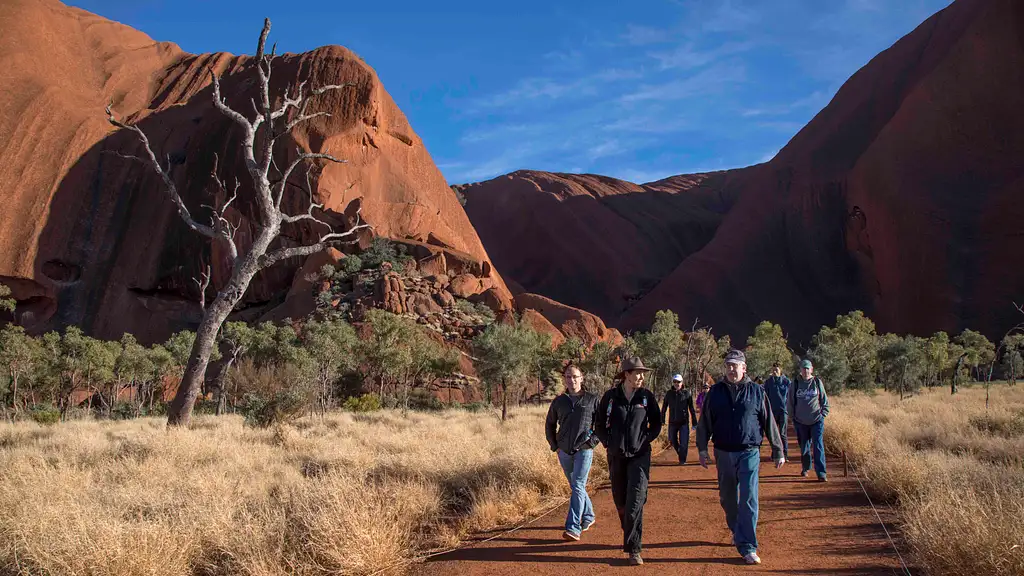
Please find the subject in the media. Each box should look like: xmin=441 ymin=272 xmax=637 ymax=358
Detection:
xmin=608 ymin=450 xmax=651 ymax=554
xmin=667 ymin=422 xmax=690 ymax=463
xmin=773 ymin=412 xmax=789 ymax=459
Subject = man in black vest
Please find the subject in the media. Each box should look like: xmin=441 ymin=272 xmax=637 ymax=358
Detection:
xmin=696 ymin=349 xmax=785 ymax=566
xmin=661 ymin=374 xmax=698 ymax=464
xmin=763 ymin=362 xmax=792 ymax=461
xmin=595 ymin=357 xmax=663 ymax=566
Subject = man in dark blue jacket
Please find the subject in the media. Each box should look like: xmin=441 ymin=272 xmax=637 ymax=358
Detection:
xmin=696 ymin=350 xmax=785 ymax=566
xmin=545 ymin=364 xmax=601 ymax=541
xmin=763 ymin=362 xmax=791 ymax=461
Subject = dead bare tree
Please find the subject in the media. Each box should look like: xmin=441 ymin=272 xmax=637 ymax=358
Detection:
xmin=106 ymin=18 xmax=370 ymax=427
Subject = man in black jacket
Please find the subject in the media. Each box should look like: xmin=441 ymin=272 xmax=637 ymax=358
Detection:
xmin=545 ymin=364 xmax=600 ymax=541
xmin=595 ymin=357 xmax=663 ymax=566
xmin=696 ymin=350 xmax=785 ymax=566
xmin=662 ymin=373 xmax=698 ymax=464
xmin=763 ymin=362 xmax=792 ymax=461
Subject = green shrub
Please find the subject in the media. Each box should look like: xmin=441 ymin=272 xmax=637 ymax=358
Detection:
xmin=360 ymin=238 xmax=411 ymax=270
xmin=238 ymin=391 xmax=308 ymax=428
xmin=408 ymin=390 xmax=444 ymax=411
xmin=461 ymin=402 xmax=489 ymax=413
xmin=342 ymin=394 xmax=382 ymax=413
xmin=27 ymin=405 xmax=60 ymax=425
xmin=340 ymin=255 xmax=362 ymax=275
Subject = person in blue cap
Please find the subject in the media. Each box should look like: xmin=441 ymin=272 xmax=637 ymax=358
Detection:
xmin=661 ymin=373 xmax=698 ymax=464
xmin=789 ymin=359 xmax=831 ymax=481
xmin=696 ymin=349 xmax=785 ymax=565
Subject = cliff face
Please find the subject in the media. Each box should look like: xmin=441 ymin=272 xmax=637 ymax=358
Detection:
xmin=457 ymin=170 xmax=743 ymax=322
xmin=466 ymin=0 xmax=1024 ymax=345
xmin=0 ymin=0 xmax=507 ymax=342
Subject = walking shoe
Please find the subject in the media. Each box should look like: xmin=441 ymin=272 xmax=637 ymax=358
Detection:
xmin=818 ymin=475 xmax=828 ymax=482
xmin=743 ymin=552 xmax=762 ymax=565
xmin=582 ymin=519 xmax=595 ymax=532
xmin=800 ymin=470 xmax=809 ymax=477
xmin=562 ymin=530 xmax=580 ymax=541
xmin=628 ymin=553 xmax=644 ymax=566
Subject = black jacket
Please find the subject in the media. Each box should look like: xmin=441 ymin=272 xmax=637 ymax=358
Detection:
xmin=595 ymin=384 xmax=663 ymax=459
xmin=545 ymin=391 xmax=600 ymax=454
xmin=661 ymin=387 xmax=698 ymax=425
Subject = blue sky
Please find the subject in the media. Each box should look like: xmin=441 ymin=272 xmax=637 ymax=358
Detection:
xmin=69 ymin=0 xmax=951 ymax=184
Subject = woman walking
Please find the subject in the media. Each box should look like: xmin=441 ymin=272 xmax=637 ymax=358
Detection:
xmin=545 ymin=364 xmax=601 ymax=541
xmin=595 ymin=357 xmax=663 ymax=566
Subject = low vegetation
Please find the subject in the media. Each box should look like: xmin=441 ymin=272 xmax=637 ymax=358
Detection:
xmin=827 ymin=385 xmax=1024 ymax=576
xmin=0 ymin=406 xmax=604 ymax=576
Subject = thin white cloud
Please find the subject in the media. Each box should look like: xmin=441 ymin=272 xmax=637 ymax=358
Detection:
xmin=622 ymin=24 xmax=671 ymax=46
xmin=621 ymin=62 xmax=746 ymax=103
xmin=649 ymin=41 xmax=754 ymax=71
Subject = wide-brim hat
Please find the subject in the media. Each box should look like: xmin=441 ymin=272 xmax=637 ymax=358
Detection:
xmin=616 ymin=356 xmax=653 ymax=379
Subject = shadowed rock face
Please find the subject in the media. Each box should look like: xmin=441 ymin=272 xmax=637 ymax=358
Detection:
xmin=0 ymin=0 xmax=507 ymax=343
xmin=466 ymin=0 xmax=1024 ymax=345
xmin=457 ymin=170 xmax=744 ymax=323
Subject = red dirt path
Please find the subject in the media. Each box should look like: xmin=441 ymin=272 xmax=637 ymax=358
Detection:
xmin=414 ymin=435 xmax=911 ymax=575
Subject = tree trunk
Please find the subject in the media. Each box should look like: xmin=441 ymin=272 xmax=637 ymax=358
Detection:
xmin=167 ymin=243 xmax=265 ymax=427
xmin=214 ymin=354 xmax=237 ymax=416
xmin=9 ymin=370 xmax=18 ymax=413
xmin=501 ymin=379 xmax=508 ymax=422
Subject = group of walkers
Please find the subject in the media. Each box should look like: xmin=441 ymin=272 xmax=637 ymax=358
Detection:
xmin=545 ymin=351 xmax=831 ymax=566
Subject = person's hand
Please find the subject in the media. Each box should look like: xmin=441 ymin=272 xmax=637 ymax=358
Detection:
xmin=699 ymin=453 xmax=709 ymax=469
xmin=775 ymin=457 xmax=786 ymax=469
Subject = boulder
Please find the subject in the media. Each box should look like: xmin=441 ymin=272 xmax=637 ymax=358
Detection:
xmin=374 ymin=272 xmax=407 ymax=315
xmin=407 ymin=292 xmax=442 ymax=316
xmin=519 ymin=308 xmax=566 ymax=348
xmin=433 ymin=290 xmax=455 ymax=309
xmin=417 ymin=252 xmax=447 ymax=277
xmin=449 ymin=274 xmax=492 ymax=299
xmin=470 ymin=286 xmax=513 ymax=313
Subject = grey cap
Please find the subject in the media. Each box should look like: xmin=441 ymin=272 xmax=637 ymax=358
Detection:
xmin=724 ymin=349 xmax=746 ymax=365
xmin=801 ymin=359 xmax=813 ymax=369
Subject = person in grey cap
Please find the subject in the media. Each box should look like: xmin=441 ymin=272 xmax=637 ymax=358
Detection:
xmin=661 ymin=373 xmax=698 ymax=464
xmin=696 ymin=349 xmax=785 ymax=566
xmin=789 ymin=359 xmax=830 ymax=481
xmin=595 ymin=357 xmax=662 ymax=566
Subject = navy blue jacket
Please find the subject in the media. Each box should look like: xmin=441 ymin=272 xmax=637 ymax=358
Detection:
xmin=695 ymin=378 xmax=784 ymax=459
xmin=763 ymin=375 xmax=791 ymax=418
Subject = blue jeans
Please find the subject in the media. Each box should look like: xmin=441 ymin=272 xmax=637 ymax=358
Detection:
xmin=557 ymin=448 xmax=595 ymax=534
xmin=795 ymin=420 xmax=827 ymax=477
xmin=714 ymin=448 xmax=760 ymax=556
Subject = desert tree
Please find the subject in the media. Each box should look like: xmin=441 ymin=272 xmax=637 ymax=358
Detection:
xmin=954 ymin=329 xmax=995 ymax=382
xmin=0 ymin=324 xmax=41 ymax=413
xmin=0 ymin=283 xmax=14 ymax=314
xmin=634 ymin=310 xmax=684 ymax=394
xmin=744 ymin=321 xmax=794 ymax=381
xmin=474 ymin=320 xmax=550 ymax=421
xmin=300 ymin=318 xmax=359 ymax=415
xmin=106 ymin=19 xmax=370 ymax=426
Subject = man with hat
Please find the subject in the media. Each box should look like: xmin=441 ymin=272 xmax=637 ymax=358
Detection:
xmin=763 ymin=361 xmax=792 ymax=461
xmin=595 ymin=356 xmax=663 ymax=566
xmin=696 ymin=349 xmax=785 ymax=565
xmin=789 ymin=359 xmax=831 ymax=481
xmin=661 ymin=373 xmax=698 ymax=464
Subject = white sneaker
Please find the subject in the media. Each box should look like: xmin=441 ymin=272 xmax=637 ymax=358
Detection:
xmin=743 ymin=552 xmax=762 ymax=565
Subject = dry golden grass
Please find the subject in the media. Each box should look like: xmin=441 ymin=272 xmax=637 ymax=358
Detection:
xmin=0 ymin=406 xmax=590 ymax=576
xmin=827 ymin=385 xmax=1024 ymax=576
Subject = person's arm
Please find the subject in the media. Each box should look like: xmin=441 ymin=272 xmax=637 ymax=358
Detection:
xmin=594 ymin=392 xmax=609 ymax=447
xmin=661 ymin=390 xmax=670 ymax=422
xmin=696 ymin=391 xmax=713 ymax=457
xmin=788 ymin=378 xmax=797 ymax=419
xmin=646 ymin=391 xmax=663 ymax=445
xmin=687 ymin=394 xmax=697 ymax=426
xmin=585 ymin=395 xmax=601 ymax=448
xmin=761 ymin=393 xmax=785 ymax=463
xmin=819 ymin=379 xmax=830 ymax=418
xmin=545 ymin=398 xmax=559 ymax=452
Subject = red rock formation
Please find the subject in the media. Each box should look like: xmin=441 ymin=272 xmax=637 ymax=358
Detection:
xmin=459 ymin=170 xmax=745 ymax=323
xmin=519 ymin=309 xmax=566 ymax=348
xmin=0 ymin=0 xmax=507 ymax=343
xmin=515 ymin=293 xmax=621 ymax=348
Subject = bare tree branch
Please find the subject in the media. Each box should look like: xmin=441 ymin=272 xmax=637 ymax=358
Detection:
xmin=193 ymin=264 xmax=212 ymax=312
xmin=275 ymin=150 xmax=346 ymax=208
xmin=106 ymin=104 xmax=221 ymax=241
xmin=259 ymin=209 xmax=372 ymax=270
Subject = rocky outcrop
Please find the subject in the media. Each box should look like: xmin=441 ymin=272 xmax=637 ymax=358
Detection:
xmin=460 ymin=170 xmax=744 ymax=323
xmin=514 ymin=293 xmax=622 ymax=348
xmin=0 ymin=0 xmax=508 ymax=343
